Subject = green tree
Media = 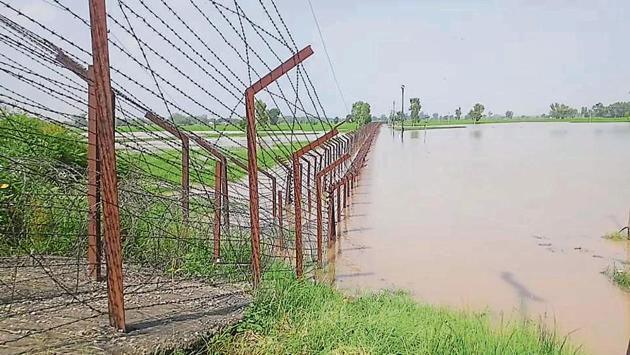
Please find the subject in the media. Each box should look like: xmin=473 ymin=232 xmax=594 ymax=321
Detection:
xmin=255 ymin=99 xmax=270 ymax=126
xmin=549 ymin=103 xmax=577 ymax=119
xmin=591 ymin=103 xmax=605 ymax=117
xmin=588 ymin=101 xmax=630 ymax=118
xmin=409 ymin=98 xmax=421 ymax=124
xmin=351 ymin=101 xmax=371 ymax=125
xmin=268 ymin=108 xmax=281 ymax=125
xmin=468 ymin=103 xmax=485 ymax=122
xmin=505 ymin=110 xmax=514 ymax=119
xmin=455 ymin=107 xmax=462 ymax=120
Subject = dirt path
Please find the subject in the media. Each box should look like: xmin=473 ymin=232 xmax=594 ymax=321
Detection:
xmin=0 ymin=257 xmax=250 ymax=354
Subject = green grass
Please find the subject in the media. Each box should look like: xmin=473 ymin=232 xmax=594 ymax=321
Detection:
xmin=204 ymin=276 xmax=579 ymax=355
xmin=120 ymin=141 xmax=306 ymax=186
xmin=612 ymin=269 xmax=630 ymax=290
xmin=261 ymin=121 xmax=358 ymax=132
xmin=605 ymin=263 xmax=630 ymax=291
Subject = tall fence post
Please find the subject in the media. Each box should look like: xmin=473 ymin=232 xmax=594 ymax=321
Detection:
xmin=222 ymin=162 xmax=229 ymax=232
xmin=292 ymin=155 xmax=304 ymax=277
xmin=245 ymin=46 xmax=314 ymax=285
xmin=181 ymin=137 xmax=190 ymax=223
xmin=272 ymin=177 xmax=277 ymax=220
xmin=306 ymin=159 xmax=312 ymax=214
xmin=214 ymin=160 xmax=223 ymax=262
xmin=327 ymin=188 xmax=336 ymax=242
xmin=343 ymin=179 xmax=347 ymax=209
xmin=314 ymin=153 xmax=348 ymax=266
xmin=86 ymin=65 xmax=101 ymax=281
xmin=315 ymin=174 xmax=323 ymax=266
xmin=89 ymin=0 xmax=125 ymax=332
xmin=278 ymin=190 xmax=284 ymax=252
xmin=245 ymin=90 xmax=262 ymax=287
xmin=336 ymin=186 xmax=341 ymax=222
xmin=292 ymin=129 xmax=339 ymax=276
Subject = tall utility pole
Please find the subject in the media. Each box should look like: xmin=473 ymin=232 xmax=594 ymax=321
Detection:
xmin=391 ymin=100 xmax=395 ymax=125
xmin=400 ymin=85 xmax=405 ymax=132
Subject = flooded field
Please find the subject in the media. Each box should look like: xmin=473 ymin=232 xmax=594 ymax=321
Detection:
xmin=333 ymin=123 xmax=630 ymax=354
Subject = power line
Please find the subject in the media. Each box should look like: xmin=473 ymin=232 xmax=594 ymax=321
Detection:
xmin=306 ymin=0 xmax=348 ymax=116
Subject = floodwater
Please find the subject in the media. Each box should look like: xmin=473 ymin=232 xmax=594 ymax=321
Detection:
xmin=333 ymin=123 xmax=630 ymax=354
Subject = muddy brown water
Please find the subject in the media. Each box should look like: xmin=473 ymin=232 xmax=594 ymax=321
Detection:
xmin=333 ymin=123 xmax=630 ymax=354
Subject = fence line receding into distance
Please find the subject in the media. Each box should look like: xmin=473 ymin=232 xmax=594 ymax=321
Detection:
xmin=0 ymin=0 xmax=381 ymax=348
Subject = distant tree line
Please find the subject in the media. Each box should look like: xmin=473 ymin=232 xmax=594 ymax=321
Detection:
xmin=549 ymin=103 xmax=578 ymax=119
xmin=112 ymin=97 xmax=630 ymax=130
xmin=549 ymin=101 xmax=630 ymax=119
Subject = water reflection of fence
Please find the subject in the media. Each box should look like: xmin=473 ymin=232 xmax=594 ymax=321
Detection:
xmin=0 ymin=0 xmax=380 ymax=350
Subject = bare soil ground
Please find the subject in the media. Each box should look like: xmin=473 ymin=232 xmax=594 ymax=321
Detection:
xmin=0 ymin=257 xmax=250 ymax=354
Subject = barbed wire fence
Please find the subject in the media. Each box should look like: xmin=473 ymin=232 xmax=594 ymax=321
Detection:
xmin=0 ymin=0 xmax=381 ymax=351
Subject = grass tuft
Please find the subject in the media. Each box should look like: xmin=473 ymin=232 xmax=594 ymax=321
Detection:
xmin=605 ymin=264 xmax=630 ymax=290
xmin=204 ymin=276 xmax=580 ymax=354
xmin=602 ymin=231 xmax=628 ymax=241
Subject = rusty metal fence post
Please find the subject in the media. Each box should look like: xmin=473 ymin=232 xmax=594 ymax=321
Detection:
xmin=86 ymin=65 xmax=101 ymax=281
xmin=278 ymin=190 xmax=284 ymax=251
xmin=213 ymin=160 xmax=223 ymax=262
xmin=306 ymin=159 xmax=312 ymax=214
xmin=245 ymin=46 xmax=314 ymax=286
xmin=291 ymin=129 xmax=339 ymax=276
xmin=292 ymin=155 xmax=304 ymax=277
xmin=244 ymin=90 xmax=262 ymax=287
xmin=89 ymin=0 xmax=125 ymax=332
xmin=327 ymin=187 xmax=336 ymax=242
xmin=314 ymin=153 xmax=349 ymax=265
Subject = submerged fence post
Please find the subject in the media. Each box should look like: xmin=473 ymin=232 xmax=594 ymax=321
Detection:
xmin=327 ymin=188 xmax=336 ymax=242
xmin=343 ymin=179 xmax=347 ymax=208
xmin=89 ymin=0 xmax=125 ymax=332
xmin=86 ymin=65 xmax=101 ymax=281
xmin=336 ymin=186 xmax=341 ymax=222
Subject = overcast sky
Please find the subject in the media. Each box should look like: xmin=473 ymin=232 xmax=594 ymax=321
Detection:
xmin=282 ymin=0 xmax=630 ymax=117
xmin=9 ymin=0 xmax=630 ymax=119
